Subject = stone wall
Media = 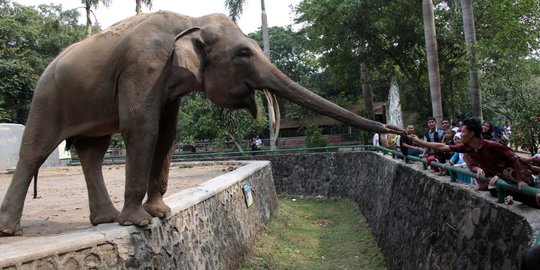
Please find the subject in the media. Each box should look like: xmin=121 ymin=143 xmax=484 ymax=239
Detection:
xmin=248 ymin=151 xmax=539 ymax=270
xmin=0 ymin=161 xmax=277 ymax=270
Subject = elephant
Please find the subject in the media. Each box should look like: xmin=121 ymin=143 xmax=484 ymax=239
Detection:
xmin=0 ymin=11 xmax=405 ymax=236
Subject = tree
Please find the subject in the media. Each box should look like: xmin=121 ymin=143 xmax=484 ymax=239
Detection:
xmin=224 ymin=0 xmax=246 ymax=23
xmin=224 ymin=0 xmax=279 ymax=149
xmin=460 ymin=0 xmax=481 ymax=119
xmin=177 ymin=92 xmax=267 ymax=151
xmin=0 ymin=1 xmax=85 ymax=123
xmin=248 ymin=26 xmax=320 ymax=120
xmin=422 ymin=0 xmax=443 ymax=125
xmin=81 ymin=0 xmax=111 ymax=37
xmin=135 ymin=0 xmax=152 ymax=15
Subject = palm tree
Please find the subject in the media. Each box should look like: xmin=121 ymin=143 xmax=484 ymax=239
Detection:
xmin=359 ymin=37 xmax=374 ymax=112
xmin=225 ymin=0 xmax=280 ymax=150
xmin=224 ymin=0 xmax=247 ymax=23
xmin=422 ymin=0 xmax=443 ymax=125
xmin=135 ymin=0 xmax=152 ymax=15
xmin=81 ymin=0 xmax=111 ymax=37
xmin=460 ymin=0 xmax=481 ymax=120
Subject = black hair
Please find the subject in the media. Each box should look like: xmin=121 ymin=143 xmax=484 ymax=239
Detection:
xmin=427 ymin=116 xmax=436 ymax=122
xmin=463 ymin=118 xmax=482 ymax=138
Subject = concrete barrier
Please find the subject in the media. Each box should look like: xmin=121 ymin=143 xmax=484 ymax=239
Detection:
xmin=0 ymin=160 xmax=277 ymax=269
xmin=0 ymin=124 xmax=71 ymax=170
xmin=258 ymin=151 xmax=540 ymax=269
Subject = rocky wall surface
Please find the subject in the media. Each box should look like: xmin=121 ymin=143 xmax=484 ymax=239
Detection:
xmin=0 ymin=161 xmax=277 ymax=270
xmin=255 ymin=151 xmax=539 ymax=270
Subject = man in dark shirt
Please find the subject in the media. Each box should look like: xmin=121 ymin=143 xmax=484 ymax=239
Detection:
xmin=400 ymin=124 xmax=422 ymax=157
xmin=409 ymin=118 xmax=539 ymax=205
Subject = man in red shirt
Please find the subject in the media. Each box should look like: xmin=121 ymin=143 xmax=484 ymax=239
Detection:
xmin=408 ymin=118 xmax=540 ymax=206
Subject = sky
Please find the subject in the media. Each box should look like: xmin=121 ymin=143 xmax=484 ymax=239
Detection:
xmin=16 ymin=0 xmax=302 ymax=34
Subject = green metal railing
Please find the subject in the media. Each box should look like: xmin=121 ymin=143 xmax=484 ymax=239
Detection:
xmin=367 ymin=145 xmax=540 ymax=246
xmin=67 ymin=144 xmax=540 ymax=245
xmin=367 ymin=145 xmax=540 ymax=202
xmin=68 ymin=145 xmax=368 ymax=165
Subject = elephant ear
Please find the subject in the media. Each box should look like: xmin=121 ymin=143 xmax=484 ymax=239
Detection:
xmin=172 ymin=27 xmax=206 ymax=85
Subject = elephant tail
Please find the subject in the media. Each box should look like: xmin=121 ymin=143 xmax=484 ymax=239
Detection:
xmin=65 ymin=138 xmax=73 ymax=151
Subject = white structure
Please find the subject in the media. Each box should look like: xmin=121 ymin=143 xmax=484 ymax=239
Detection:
xmin=0 ymin=124 xmax=71 ymax=170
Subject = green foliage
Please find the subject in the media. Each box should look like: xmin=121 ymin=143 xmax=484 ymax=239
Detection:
xmin=248 ymin=26 xmax=323 ymax=121
xmin=177 ymin=92 xmax=267 ymax=151
xmin=301 ymin=124 xmax=327 ymax=147
xmin=110 ymin=134 xmax=125 ymax=149
xmin=294 ymin=0 xmax=540 ymax=138
xmin=481 ymin=58 xmax=540 ymax=154
xmin=0 ymin=0 xmax=85 ymax=123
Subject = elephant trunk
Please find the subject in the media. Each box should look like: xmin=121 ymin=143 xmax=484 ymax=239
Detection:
xmin=267 ymin=69 xmax=394 ymax=134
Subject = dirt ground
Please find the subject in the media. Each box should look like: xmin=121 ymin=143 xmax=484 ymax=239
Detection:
xmin=0 ymin=163 xmax=235 ymax=244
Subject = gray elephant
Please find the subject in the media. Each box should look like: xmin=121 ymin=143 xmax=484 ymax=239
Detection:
xmin=0 ymin=11 xmax=404 ymax=236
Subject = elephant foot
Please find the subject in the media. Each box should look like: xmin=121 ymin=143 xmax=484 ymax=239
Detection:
xmin=0 ymin=224 xmax=23 ymax=237
xmin=117 ymin=205 xmax=153 ymax=226
xmin=143 ymin=198 xmax=171 ymax=218
xmin=90 ymin=207 xmax=120 ymax=226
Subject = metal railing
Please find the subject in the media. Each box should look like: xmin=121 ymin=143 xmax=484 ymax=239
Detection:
xmin=367 ymin=145 xmax=540 ymax=203
xmin=68 ymin=145 xmax=368 ymax=165
xmin=367 ymin=144 xmax=540 ymax=246
xmin=66 ymin=144 xmax=540 ymax=245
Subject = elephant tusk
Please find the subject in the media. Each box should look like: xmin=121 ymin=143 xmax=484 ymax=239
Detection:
xmin=272 ymin=92 xmax=280 ymax=139
xmin=263 ymin=89 xmax=280 ymax=145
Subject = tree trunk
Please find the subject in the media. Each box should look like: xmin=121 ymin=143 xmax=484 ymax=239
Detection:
xmin=359 ymin=37 xmax=373 ymax=112
xmin=261 ymin=0 xmax=279 ymax=150
xmin=422 ymin=0 xmax=443 ymax=126
xmin=460 ymin=0 xmax=482 ymax=120
xmin=225 ymin=130 xmax=243 ymax=152
xmin=135 ymin=0 xmax=142 ymax=14
xmin=85 ymin=1 xmax=92 ymax=37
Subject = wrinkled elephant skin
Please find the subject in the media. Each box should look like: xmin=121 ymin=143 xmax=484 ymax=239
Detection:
xmin=0 ymin=11 xmax=404 ymax=236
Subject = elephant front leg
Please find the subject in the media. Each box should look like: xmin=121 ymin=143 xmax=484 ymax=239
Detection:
xmin=144 ymin=100 xmax=180 ymax=218
xmin=117 ymin=125 xmax=158 ymax=226
xmin=144 ymin=148 xmax=173 ymax=218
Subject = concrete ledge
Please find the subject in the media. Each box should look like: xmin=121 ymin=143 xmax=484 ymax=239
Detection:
xmin=0 ymin=160 xmax=277 ymax=269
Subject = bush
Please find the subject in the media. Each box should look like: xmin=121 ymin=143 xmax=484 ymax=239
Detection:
xmin=303 ymin=125 xmax=327 ymax=148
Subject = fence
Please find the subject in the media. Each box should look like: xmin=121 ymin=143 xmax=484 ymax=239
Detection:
xmin=66 ymin=144 xmax=540 ymax=245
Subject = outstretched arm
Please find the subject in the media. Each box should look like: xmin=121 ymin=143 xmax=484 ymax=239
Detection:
xmin=408 ymin=134 xmax=451 ymax=152
xmin=383 ymin=124 xmax=407 ymax=136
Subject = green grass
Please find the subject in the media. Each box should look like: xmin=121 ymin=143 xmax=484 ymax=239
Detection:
xmin=241 ymin=196 xmax=386 ymax=270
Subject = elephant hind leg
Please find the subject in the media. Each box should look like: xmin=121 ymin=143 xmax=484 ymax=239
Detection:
xmin=73 ymin=136 xmax=119 ymax=226
xmin=0 ymin=128 xmax=61 ymax=236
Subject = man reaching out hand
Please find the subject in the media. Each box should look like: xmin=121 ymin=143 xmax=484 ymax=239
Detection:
xmin=408 ymin=118 xmax=540 ymax=206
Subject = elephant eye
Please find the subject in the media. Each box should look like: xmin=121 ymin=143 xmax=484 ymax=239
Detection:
xmin=234 ymin=48 xmax=252 ymax=59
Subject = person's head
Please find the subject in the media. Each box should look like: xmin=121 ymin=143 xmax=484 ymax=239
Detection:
xmin=441 ymin=119 xmax=450 ymax=130
xmin=461 ymin=118 xmax=482 ymax=143
xmin=443 ymin=128 xmax=455 ymax=139
xmin=482 ymin=120 xmax=493 ymax=134
xmin=427 ymin=117 xmax=436 ymax=130
xmin=406 ymin=124 xmax=415 ymax=134
xmin=453 ymin=133 xmax=462 ymax=144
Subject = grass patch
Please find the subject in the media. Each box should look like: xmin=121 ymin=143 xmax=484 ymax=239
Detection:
xmin=241 ymin=195 xmax=386 ymax=270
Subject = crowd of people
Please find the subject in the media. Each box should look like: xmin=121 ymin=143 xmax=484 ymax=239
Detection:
xmin=375 ymin=117 xmax=540 ymax=207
